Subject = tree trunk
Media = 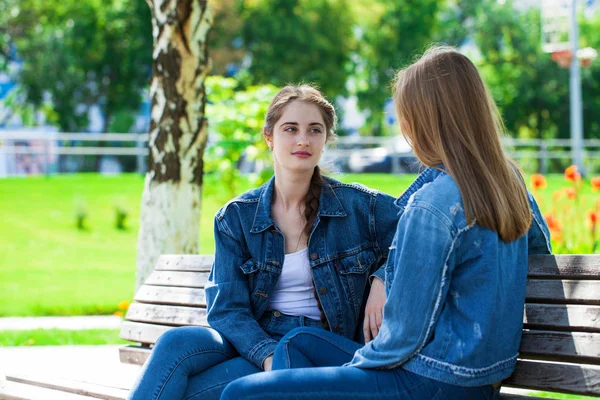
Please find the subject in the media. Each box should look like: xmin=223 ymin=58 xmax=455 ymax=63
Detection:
xmin=136 ymin=0 xmax=212 ymax=289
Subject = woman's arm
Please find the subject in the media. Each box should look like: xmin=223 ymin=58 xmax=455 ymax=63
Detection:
xmin=348 ymin=204 xmax=454 ymax=368
xmin=205 ymin=216 xmax=278 ymax=369
xmin=363 ymin=193 xmax=402 ymax=341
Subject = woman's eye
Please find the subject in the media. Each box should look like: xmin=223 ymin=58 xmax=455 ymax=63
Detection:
xmin=284 ymin=126 xmax=297 ymax=133
xmin=310 ymin=128 xmax=323 ymax=134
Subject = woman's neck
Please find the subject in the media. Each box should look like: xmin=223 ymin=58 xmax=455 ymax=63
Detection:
xmin=272 ymin=167 xmax=313 ymax=211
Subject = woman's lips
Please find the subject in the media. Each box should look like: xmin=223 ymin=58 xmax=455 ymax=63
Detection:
xmin=292 ymin=151 xmax=312 ymax=158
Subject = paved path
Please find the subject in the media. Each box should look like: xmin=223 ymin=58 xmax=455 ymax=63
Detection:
xmin=0 ymin=317 xmax=139 ymax=392
xmin=0 ymin=316 xmax=122 ymax=331
xmin=0 ymin=345 xmax=141 ymax=391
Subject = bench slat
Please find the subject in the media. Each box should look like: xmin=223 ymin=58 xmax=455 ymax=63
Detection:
xmin=143 ymin=270 xmax=209 ymax=288
xmin=526 ymin=280 xmax=600 ymax=305
xmin=6 ymin=375 xmax=128 ymax=400
xmin=154 ymin=254 xmax=213 ymax=272
xmin=523 ymin=304 xmax=600 ymax=332
xmin=528 ymin=255 xmax=600 ymax=279
xmin=134 ymin=285 xmax=206 ymax=307
xmin=519 ymin=331 xmax=600 ymax=364
xmin=124 ymin=303 xmax=208 ymax=327
xmin=504 ymin=359 xmax=600 ymax=396
xmin=0 ymin=381 xmax=100 ymax=400
xmin=119 ymin=345 xmax=151 ymax=366
xmin=119 ymin=321 xmax=175 ymax=344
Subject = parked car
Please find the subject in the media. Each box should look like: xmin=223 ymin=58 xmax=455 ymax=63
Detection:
xmin=322 ymin=136 xmax=421 ymax=174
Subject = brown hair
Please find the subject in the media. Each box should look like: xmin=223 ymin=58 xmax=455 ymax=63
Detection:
xmin=263 ymin=84 xmax=337 ymax=236
xmin=393 ymin=46 xmax=531 ymax=242
xmin=264 ymin=85 xmax=337 ymax=329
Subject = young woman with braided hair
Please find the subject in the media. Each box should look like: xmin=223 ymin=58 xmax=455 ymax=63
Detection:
xmin=127 ymin=84 xmax=401 ymax=400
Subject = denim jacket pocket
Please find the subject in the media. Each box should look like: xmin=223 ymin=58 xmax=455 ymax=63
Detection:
xmin=239 ymin=258 xmax=259 ymax=274
xmin=336 ymin=248 xmax=376 ymax=274
xmin=335 ymin=249 xmax=377 ymax=314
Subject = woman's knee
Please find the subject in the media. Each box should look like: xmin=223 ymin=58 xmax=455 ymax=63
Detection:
xmin=154 ymin=326 xmax=229 ymax=353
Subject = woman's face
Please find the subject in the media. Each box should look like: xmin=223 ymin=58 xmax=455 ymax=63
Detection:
xmin=266 ymin=100 xmax=327 ymax=174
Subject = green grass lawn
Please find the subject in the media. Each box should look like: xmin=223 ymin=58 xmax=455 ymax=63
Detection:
xmin=0 ymin=172 xmax=594 ymax=317
xmin=0 ymin=328 xmax=128 ymax=346
xmin=0 ymin=172 xmax=414 ymax=317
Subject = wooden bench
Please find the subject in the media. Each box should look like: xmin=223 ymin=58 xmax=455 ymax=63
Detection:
xmin=119 ymin=254 xmax=600 ymax=398
xmin=3 ymin=254 xmax=597 ymax=399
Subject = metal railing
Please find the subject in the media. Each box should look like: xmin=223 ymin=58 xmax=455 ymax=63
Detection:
xmin=1 ymin=130 xmax=600 ymax=176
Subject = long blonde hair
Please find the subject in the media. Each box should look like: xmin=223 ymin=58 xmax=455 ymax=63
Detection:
xmin=394 ymin=46 xmax=531 ymax=242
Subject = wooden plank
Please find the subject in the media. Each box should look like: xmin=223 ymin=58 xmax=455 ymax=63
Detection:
xmin=134 ymin=285 xmax=206 ymax=307
xmin=523 ymin=304 xmax=600 ymax=332
xmin=125 ymin=303 xmax=208 ymax=327
xmin=119 ymin=346 xmax=151 ymax=366
xmin=143 ymin=270 xmax=209 ymax=288
xmin=526 ymin=280 xmax=600 ymax=305
xmin=119 ymin=321 xmax=173 ymax=344
xmin=528 ymin=255 xmax=600 ymax=279
xmin=154 ymin=254 xmax=213 ymax=272
xmin=6 ymin=375 xmax=127 ymax=400
xmin=519 ymin=331 xmax=600 ymax=364
xmin=0 ymin=381 xmax=99 ymax=400
xmin=504 ymin=359 xmax=600 ymax=396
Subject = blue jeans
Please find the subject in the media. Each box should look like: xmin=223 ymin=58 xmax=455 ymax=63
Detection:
xmin=222 ymin=327 xmax=499 ymax=400
xmin=127 ymin=311 xmax=323 ymax=400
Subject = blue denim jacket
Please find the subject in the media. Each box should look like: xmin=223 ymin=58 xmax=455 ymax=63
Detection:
xmin=205 ymin=176 xmax=401 ymax=368
xmin=346 ymin=167 xmax=551 ymax=387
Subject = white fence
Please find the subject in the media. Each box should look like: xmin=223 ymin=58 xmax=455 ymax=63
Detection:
xmin=1 ymin=131 xmax=600 ymax=176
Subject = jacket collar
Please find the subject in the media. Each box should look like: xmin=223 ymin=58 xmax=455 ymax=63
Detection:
xmin=395 ymin=166 xmax=446 ymax=209
xmin=250 ymin=176 xmax=346 ymax=233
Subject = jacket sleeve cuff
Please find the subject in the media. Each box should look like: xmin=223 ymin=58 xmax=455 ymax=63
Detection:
xmin=370 ymin=267 xmax=386 ymax=285
xmin=247 ymin=338 xmax=278 ymax=369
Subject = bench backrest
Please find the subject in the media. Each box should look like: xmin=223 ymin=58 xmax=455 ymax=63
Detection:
xmin=120 ymin=254 xmax=600 ymax=396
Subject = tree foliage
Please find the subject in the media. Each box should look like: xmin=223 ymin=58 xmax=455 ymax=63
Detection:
xmin=4 ymin=0 xmax=152 ymax=132
xmin=353 ymin=0 xmax=441 ymax=135
xmin=204 ymin=76 xmax=278 ymax=200
xmin=237 ymin=0 xmax=355 ymax=100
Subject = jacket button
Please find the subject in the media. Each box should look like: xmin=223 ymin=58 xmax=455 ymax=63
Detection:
xmin=273 ymin=311 xmax=281 ymax=317
xmin=319 ymin=287 xmax=327 ymax=295
xmin=310 ymin=253 xmax=318 ymax=260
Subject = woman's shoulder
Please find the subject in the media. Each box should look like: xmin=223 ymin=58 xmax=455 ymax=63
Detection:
xmin=408 ymin=173 xmax=467 ymax=228
xmin=322 ymin=175 xmax=395 ymax=202
xmin=215 ymin=184 xmax=264 ymax=221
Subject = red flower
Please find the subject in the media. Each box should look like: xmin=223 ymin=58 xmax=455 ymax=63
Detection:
xmin=544 ymin=214 xmax=562 ymax=232
xmin=530 ymin=174 xmax=547 ymax=190
xmin=591 ymin=177 xmax=600 ymax=192
xmin=588 ymin=210 xmax=599 ymax=225
xmin=564 ymin=165 xmax=581 ymax=182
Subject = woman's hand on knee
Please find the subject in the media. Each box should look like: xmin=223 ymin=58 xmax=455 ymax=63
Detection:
xmin=364 ymin=277 xmax=386 ymax=343
xmin=262 ymin=355 xmax=274 ymax=371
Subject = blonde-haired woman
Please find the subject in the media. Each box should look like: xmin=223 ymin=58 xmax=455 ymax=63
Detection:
xmin=222 ymin=46 xmax=551 ymax=400
xmin=127 ymin=84 xmax=400 ymax=400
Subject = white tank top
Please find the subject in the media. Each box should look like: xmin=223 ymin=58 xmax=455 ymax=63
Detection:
xmin=267 ymin=248 xmax=321 ymax=320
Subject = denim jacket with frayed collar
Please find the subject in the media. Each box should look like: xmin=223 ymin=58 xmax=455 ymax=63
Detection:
xmin=345 ymin=167 xmax=551 ymax=387
xmin=205 ymin=176 xmax=401 ymax=368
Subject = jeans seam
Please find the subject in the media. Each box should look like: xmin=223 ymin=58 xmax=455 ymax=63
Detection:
xmin=286 ymin=330 xmax=357 ymax=358
xmin=183 ymin=380 xmax=230 ymax=400
xmin=154 ymin=348 xmax=232 ymax=400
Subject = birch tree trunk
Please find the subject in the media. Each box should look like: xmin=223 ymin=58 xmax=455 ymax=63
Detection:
xmin=136 ymin=0 xmax=212 ymax=289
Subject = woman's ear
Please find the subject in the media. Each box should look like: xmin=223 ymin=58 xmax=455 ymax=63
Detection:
xmin=264 ymin=131 xmax=273 ymax=150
